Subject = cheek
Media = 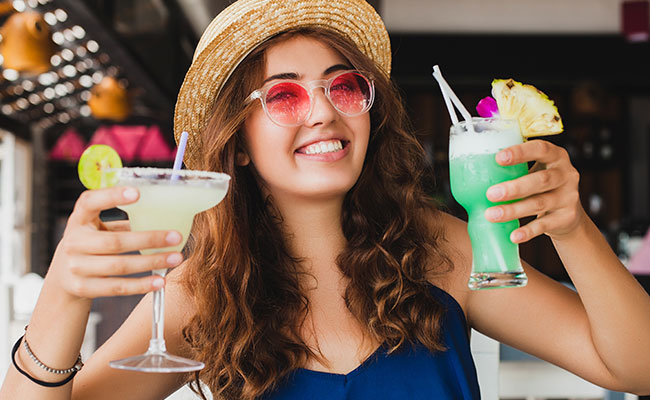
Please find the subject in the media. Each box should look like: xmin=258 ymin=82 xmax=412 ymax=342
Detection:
xmin=353 ymin=114 xmax=371 ymax=156
xmin=242 ymin=110 xmax=292 ymax=168
xmin=242 ymin=108 xmax=272 ymax=154
xmin=242 ymin=106 xmax=265 ymax=137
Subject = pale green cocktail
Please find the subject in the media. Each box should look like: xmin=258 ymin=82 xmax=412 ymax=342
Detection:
xmin=119 ymin=175 xmax=227 ymax=258
xmin=449 ymin=118 xmax=528 ymax=289
xmin=107 ymin=167 xmax=230 ymax=372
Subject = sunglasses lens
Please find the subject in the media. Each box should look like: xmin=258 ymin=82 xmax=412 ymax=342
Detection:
xmin=329 ymin=72 xmax=372 ymax=115
xmin=265 ymin=82 xmax=310 ymax=125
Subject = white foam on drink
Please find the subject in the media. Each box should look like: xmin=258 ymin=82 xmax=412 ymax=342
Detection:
xmin=449 ymin=126 xmax=523 ymax=159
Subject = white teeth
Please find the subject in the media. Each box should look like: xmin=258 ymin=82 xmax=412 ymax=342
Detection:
xmin=304 ymin=140 xmax=343 ymax=155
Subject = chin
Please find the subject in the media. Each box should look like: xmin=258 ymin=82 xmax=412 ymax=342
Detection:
xmin=277 ymin=181 xmax=355 ymax=202
xmin=302 ymin=176 xmax=359 ymax=197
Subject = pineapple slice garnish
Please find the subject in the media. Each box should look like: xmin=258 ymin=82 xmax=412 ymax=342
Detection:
xmin=491 ymin=79 xmax=563 ymax=138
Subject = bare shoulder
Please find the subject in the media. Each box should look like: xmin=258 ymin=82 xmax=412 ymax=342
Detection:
xmin=423 ymin=208 xmax=473 ymax=316
xmin=72 ymin=263 xmax=196 ymax=400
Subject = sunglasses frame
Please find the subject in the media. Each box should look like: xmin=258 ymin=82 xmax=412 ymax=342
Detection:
xmin=247 ymin=70 xmax=375 ymax=127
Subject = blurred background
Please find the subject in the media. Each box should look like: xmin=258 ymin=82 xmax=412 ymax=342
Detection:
xmin=0 ymin=0 xmax=649 ymax=399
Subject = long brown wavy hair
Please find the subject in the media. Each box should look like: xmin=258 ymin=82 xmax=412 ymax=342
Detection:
xmin=180 ymin=27 xmax=452 ymax=400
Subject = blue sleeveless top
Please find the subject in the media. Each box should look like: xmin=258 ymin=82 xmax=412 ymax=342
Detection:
xmin=262 ymin=285 xmax=481 ymax=399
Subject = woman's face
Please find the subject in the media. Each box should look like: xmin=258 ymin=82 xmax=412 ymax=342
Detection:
xmin=241 ymin=36 xmax=371 ymax=203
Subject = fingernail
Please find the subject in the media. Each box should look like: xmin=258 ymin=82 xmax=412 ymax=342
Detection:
xmin=487 ymin=186 xmax=505 ymax=200
xmin=123 ymin=188 xmax=138 ymax=201
xmin=152 ymin=277 xmax=165 ymax=289
xmin=497 ymin=151 xmax=512 ymax=163
xmin=166 ymin=231 xmax=182 ymax=245
xmin=166 ymin=253 xmax=183 ymax=266
xmin=511 ymin=231 xmax=525 ymax=242
xmin=485 ymin=207 xmax=503 ymax=220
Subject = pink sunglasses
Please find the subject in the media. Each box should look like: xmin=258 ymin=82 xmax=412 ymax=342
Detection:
xmin=247 ymin=70 xmax=375 ymax=127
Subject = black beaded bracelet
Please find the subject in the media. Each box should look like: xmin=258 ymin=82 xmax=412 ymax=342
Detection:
xmin=11 ymin=335 xmax=81 ymax=388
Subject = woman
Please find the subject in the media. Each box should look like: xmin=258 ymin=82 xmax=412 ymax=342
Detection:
xmin=2 ymin=0 xmax=650 ymax=399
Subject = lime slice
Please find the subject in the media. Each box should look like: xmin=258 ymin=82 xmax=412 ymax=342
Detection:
xmin=77 ymin=144 xmax=123 ymax=189
xmin=491 ymin=79 xmax=563 ymax=138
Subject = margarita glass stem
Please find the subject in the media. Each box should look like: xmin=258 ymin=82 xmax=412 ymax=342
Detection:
xmin=148 ymin=271 xmax=167 ymax=354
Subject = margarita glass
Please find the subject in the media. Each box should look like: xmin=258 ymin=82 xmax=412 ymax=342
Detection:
xmin=106 ymin=167 xmax=230 ymax=372
xmin=449 ymin=118 xmax=528 ymax=289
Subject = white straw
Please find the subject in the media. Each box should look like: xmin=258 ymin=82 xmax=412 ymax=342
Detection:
xmin=433 ymin=68 xmax=458 ymax=125
xmin=432 ymin=65 xmax=475 ymax=133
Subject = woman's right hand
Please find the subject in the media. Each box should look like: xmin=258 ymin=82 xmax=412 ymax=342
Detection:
xmin=49 ymin=186 xmax=184 ymax=300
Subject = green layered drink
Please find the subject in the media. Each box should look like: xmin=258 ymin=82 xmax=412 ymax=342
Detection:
xmin=449 ymin=118 xmax=528 ymax=289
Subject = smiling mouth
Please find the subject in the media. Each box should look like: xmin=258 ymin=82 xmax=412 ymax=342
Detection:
xmin=296 ymin=139 xmax=349 ymax=155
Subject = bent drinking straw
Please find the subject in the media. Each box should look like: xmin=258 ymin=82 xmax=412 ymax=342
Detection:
xmin=432 ymin=65 xmax=475 ymax=134
xmin=432 ymin=66 xmax=458 ymax=125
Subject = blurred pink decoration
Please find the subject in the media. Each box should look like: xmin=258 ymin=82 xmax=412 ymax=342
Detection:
xmin=111 ymin=125 xmax=148 ymax=161
xmin=628 ymin=228 xmax=650 ymax=275
xmin=88 ymin=125 xmax=174 ymax=162
xmin=136 ymin=126 xmax=175 ymax=161
xmin=89 ymin=125 xmax=146 ymax=162
xmin=49 ymin=128 xmax=87 ymax=161
xmin=88 ymin=125 xmax=125 ymax=158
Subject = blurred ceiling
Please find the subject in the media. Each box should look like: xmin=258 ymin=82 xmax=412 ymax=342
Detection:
xmin=0 ymin=0 xmax=221 ymax=141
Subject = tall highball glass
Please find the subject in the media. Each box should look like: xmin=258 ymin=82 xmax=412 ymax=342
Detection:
xmin=449 ymin=118 xmax=528 ymax=290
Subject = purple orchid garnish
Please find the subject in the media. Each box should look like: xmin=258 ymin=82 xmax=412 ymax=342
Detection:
xmin=476 ymin=96 xmax=499 ymax=118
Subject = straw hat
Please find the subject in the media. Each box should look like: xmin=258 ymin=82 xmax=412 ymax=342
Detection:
xmin=173 ymin=0 xmax=391 ymax=169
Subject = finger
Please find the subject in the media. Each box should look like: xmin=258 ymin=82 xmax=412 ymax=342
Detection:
xmin=66 ymin=229 xmax=183 ymax=255
xmin=69 ymin=186 xmax=139 ymax=225
xmin=497 ymin=140 xmax=568 ymax=167
xmin=486 ymin=167 xmax=564 ymax=203
xmin=101 ymin=220 xmax=131 ymax=232
xmin=485 ymin=191 xmax=560 ymax=223
xmin=67 ymin=275 xmax=166 ymax=298
xmin=68 ymin=252 xmax=184 ymax=278
xmin=509 ymin=210 xmax=572 ymax=243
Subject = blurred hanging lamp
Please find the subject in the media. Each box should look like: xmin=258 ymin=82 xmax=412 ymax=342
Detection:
xmin=0 ymin=11 xmax=55 ymax=74
xmin=0 ymin=1 xmax=14 ymax=16
xmin=87 ymin=76 xmax=131 ymax=121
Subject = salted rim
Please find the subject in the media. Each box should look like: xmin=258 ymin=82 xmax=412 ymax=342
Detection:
xmin=106 ymin=167 xmax=231 ymax=184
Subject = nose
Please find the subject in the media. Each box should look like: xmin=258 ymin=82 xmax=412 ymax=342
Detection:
xmin=303 ymin=88 xmax=339 ymax=128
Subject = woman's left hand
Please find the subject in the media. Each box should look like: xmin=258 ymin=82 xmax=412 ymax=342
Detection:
xmin=484 ymin=139 xmax=585 ymax=243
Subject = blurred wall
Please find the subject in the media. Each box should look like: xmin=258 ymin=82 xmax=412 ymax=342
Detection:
xmin=383 ymin=0 xmax=622 ymax=33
